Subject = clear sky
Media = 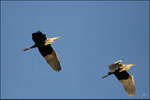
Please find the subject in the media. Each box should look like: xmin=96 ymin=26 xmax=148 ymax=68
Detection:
xmin=1 ymin=1 xmax=149 ymax=99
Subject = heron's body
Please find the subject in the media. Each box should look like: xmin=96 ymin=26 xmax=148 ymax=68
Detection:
xmin=102 ymin=60 xmax=136 ymax=96
xmin=23 ymin=31 xmax=61 ymax=71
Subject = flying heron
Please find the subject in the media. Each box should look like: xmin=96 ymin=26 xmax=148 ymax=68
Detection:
xmin=102 ymin=60 xmax=136 ymax=96
xmin=23 ymin=30 xmax=61 ymax=71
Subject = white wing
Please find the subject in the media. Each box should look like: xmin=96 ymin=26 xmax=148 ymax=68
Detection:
xmin=119 ymin=74 xmax=136 ymax=96
xmin=109 ymin=60 xmax=124 ymax=72
xmin=114 ymin=60 xmax=122 ymax=64
xmin=44 ymin=50 xmax=61 ymax=71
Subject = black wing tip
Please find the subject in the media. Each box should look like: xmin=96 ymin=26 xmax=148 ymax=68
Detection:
xmin=55 ymin=68 xmax=62 ymax=72
xmin=128 ymin=93 xmax=136 ymax=97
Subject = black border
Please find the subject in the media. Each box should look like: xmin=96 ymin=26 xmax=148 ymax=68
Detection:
xmin=0 ymin=0 xmax=150 ymax=1
xmin=0 ymin=0 xmax=149 ymax=99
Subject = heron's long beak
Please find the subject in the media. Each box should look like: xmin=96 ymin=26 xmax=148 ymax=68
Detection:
xmin=126 ymin=64 xmax=136 ymax=67
xmin=51 ymin=37 xmax=61 ymax=41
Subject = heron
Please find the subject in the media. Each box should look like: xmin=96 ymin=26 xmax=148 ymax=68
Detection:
xmin=23 ymin=30 xmax=61 ymax=71
xmin=102 ymin=60 xmax=136 ymax=96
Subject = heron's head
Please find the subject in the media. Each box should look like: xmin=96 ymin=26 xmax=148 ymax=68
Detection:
xmin=126 ymin=64 xmax=136 ymax=67
xmin=50 ymin=37 xmax=61 ymax=41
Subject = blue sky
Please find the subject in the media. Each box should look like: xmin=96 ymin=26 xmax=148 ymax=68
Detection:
xmin=1 ymin=1 xmax=149 ymax=99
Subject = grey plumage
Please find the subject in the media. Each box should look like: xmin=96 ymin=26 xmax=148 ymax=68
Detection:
xmin=102 ymin=60 xmax=136 ymax=96
xmin=23 ymin=30 xmax=61 ymax=71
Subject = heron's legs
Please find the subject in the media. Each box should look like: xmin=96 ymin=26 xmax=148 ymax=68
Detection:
xmin=23 ymin=44 xmax=37 ymax=51
xmin=102 ymin=74 xmax=109 ymax=78
xmin=23 ymin=47 xmax=31 ymax=51
xmin=102 ymin=72 xmax=113 ymax=79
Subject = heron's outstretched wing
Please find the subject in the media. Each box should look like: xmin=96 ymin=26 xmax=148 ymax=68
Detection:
xmin=114 ymin=71 xmax=135 ymax=96
xmin=109 ymin=64 xmax=120 ymax=72
xmin=114 ymin=60 xmax=122 ymax=64
xmin=44 ymin=50 xmax=61 ymax=71
xmin=38 ymin=45 xmax=61 ymax=71
xmin=109 ymin=60 xmax=124 ymax=72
